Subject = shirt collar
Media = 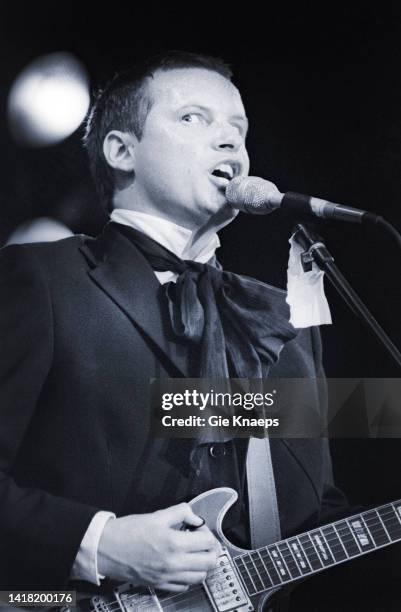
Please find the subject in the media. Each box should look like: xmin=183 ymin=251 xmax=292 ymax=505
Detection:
xmin=110 ymin=209 xmax=220 ymax=263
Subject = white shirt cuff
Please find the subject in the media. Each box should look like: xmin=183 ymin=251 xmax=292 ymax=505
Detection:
xmin=71 ymin=511 xmax=116 ymax=585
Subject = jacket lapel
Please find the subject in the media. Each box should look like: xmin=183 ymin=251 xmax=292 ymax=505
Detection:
xmin=79 ymin=223 xmax=189 ymax=377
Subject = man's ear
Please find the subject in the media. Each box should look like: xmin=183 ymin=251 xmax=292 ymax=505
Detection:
xmin=103 ymin=130 xmax=136 ymax=172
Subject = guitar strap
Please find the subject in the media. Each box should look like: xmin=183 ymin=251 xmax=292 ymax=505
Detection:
xmin=246 ymin=436 xmax=281 ymax=548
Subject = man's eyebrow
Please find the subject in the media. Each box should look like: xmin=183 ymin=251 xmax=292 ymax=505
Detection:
xmin=177 ymin=104 xmax=211 ymax=113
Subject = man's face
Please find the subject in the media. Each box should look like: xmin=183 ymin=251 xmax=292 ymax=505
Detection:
xmin=129 ymin=68 xmax=250 ymax=228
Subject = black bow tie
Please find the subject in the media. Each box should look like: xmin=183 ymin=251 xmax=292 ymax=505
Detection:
xmin=114 ymin=222 xmax=297 ymax=379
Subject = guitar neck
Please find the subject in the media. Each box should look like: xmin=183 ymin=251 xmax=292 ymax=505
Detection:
xmin=234 ymin=499 xmax=401 ymax=597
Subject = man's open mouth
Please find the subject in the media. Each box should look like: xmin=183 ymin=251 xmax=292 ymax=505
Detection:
xmin=210 ymin=161 xmax=240 ymax=182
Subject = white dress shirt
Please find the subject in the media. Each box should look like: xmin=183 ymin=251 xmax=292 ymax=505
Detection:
xmin=71 ymin=210 xmax=220 ymax=585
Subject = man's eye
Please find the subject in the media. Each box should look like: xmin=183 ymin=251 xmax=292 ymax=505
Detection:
xmin=181 ymin=113 xmax=204 ymax=124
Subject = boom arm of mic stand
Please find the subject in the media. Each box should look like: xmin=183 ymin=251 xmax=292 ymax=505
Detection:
xmin=293 ymin=223 xmax=401 ymax=369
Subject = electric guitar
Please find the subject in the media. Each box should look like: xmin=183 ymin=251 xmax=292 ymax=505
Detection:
xmin=66 ymin=487 xmax=401 ymax=611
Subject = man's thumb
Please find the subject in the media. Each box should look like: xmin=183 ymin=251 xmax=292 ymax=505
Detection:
xmin=160 ymin=502 xmax=204 ymax=528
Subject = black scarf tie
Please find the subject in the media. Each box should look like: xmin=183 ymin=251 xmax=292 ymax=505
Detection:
xmin=114 ymin=222 xmax=297 ymax=379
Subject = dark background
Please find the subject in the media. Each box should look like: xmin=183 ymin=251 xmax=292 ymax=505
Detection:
xmin=0 ymin=4 xmax=400 ymax=609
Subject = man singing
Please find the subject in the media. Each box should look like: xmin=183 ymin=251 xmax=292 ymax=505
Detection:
xmin=0 ymin=51 xmax=346 ymax=602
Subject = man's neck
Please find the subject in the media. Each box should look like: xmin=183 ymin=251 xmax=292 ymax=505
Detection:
xmin=110 ymin=208 xmax=221 ymax=262
xmin=111 ymin=193 xmax=238 ymax=258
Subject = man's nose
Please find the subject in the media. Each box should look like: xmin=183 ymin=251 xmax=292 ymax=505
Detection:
xmin=212 ymin=123 xmax=243 ymax=152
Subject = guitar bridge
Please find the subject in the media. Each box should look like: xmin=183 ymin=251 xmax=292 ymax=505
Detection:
xmin=204 ymin=547 xmax=253 ymax=612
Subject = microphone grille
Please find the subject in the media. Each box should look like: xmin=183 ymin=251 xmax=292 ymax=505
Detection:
xmin=226 ymin=176 xmax=280 ymax=213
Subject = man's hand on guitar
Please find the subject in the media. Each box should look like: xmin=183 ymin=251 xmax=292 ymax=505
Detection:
xmin=97 ymin=502 xmax=220 ymax=592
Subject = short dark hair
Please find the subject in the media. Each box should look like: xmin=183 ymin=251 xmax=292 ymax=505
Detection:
xmin=83 ymin=51 xmax=233 ymax=212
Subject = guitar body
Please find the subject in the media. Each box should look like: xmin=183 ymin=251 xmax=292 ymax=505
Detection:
xmin=64 ymin=487 xmax=401 ymax=611
xmin=70 ymin=488 xmax=280 ymax=612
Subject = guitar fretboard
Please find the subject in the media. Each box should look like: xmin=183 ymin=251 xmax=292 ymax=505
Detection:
xmin=234 ymin=500 xmax=401 ymax=596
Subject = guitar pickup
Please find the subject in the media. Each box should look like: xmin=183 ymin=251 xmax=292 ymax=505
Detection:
xmin=204 ymin=548 xmax=253 ymax=612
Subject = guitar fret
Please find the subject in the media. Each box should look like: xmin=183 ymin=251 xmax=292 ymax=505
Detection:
xmin=311 ymin=529 xmax=335 ymax=567
xmin=308 ymin=532 xmax=326 ymax=568
xmin=334 ymin=521 xmax=360 ymax=557
xmin=362 ymin=510 xmax=390 ymax=546
xmin=276 ymin=546 xmax=292 ymax=577
xmin=277 ymin=541 xmax=301 ymax=578
xmin=251 ymin=550 xmax=273 ymax=591
xmin=320 ymin=525 xmax=347 ymax=562
xmin=236 ymin=555 xmax=257 ymax=595
xmin=325 ymin=532 xmax=356 ymax=555
xmin=265 ymin=547 xmax=286 ymax=582
xmin=391 ymin=502 xmax=401 ymax=527
xmin=319 ymin=529 xmax=333 ymax=558
xmin=284 ymin=541 xmax=303 ymax=575
xmin=286 ymin=537 xmax=312 ymax=575
xmin=309 ymin=532 xmax=325 ymax=566
xmin=267 ymin=545 xmax=291 ymax=581
xmin=248 ymin=553 xmax=264 ymax=591
xmin=353 ymin=515 xmax=375 ymax=551
xmin=298 ymin=534 xmax=323 ymax=570
xmin=345 ymin=519 xmax=363 ymax=553
xmin=249 ymin=551 xmax=270 ymax=591
xmin=259 ymin=548 xmax=282 ymax=585
xmin=378 ymin=505 xmax=401 ymax=540
xmin=295 ymin=536 xmax=313 ymax=572
xmin=256 ymin=550 xmax=274 ymax=588
xmin=374 ymin=509 xmax=391 ymax=541
xmin=332 ymin=523 xmax=350 ymax=558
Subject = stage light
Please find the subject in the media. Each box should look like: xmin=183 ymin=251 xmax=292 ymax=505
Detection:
xmin=8 ymin=52 xmax=90 ymax=146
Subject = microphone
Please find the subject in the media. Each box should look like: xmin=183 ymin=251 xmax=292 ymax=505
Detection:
xmin=226 ymin=176 xmax=379 ymax=224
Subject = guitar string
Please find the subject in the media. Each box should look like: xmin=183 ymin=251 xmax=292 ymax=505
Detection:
xmin=238 ymin=527 xmax=397 ymax=578
xmin=242 ymin=535 xmax=401 ymax=589
xmin=242 ymin=521 xmax=400 ymax=573
xmin=239 ymin=536 xmax=401 ymax=586
xmin=234 ymin=505 xmax=400 ymax=563
xmin=87 ymin=506 xmax=401 ymax=610
xmin=235 ymin=509 xmax=401 ymax=584
xmin=238 ymin=526 xmax=401 ymax=597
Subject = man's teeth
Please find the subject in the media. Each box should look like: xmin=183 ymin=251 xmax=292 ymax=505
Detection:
xmin=212 ymin=163 xmax=234 ymax=180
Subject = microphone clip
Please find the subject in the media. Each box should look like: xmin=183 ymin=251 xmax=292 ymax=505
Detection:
xmin=293 ymin=224 xmax=334 ymax=272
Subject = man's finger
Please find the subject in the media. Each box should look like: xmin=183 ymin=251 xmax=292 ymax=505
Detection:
xmin=174 ymin=529 xmax=219 ymax=553
xmin=158 ymin=503 xmax=204 ymax=528
xmin=170 ymin=551 xmax=219 ymax=572
xmin=162 ymin=570 xmax=208 ymax=585
xmin=156 ymin=582 xmax=190 ymax=593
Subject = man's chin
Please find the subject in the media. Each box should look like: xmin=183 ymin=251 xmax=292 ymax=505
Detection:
xmin=196 ymin=201 xmax=238 ymax=234
xmin=211 ymin=200 xmax=239 ymax=226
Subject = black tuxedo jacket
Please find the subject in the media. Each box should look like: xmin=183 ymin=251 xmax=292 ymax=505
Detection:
xmin=0 ymin=223 xmax=346 ymax=589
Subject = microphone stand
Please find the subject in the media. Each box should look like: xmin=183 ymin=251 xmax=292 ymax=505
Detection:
xmin=293 ymin=223 xmax=401 ymax=369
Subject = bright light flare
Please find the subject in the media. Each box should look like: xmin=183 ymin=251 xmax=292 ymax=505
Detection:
xmin=8 ymin=52 xmax=90 ymax=146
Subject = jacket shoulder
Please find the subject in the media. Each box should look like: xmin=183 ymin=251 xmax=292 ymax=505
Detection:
xmin=0 ymin=235 xmax=91 ymax=277
xmin=1 ymin=234 xmax=88 ymax=257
